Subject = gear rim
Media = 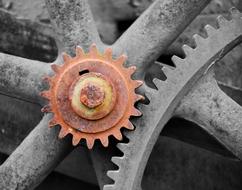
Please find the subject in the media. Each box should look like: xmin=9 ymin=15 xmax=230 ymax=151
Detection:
xmin=104 ymin=8 xmax=242 ymax=190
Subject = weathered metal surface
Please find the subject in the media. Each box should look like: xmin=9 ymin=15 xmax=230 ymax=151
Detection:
xmin=162 ymin=117 xmax=237 ymax=158
xmin=0 ymin=53 xmax=50 ymax=104
xmin=1 ymin=0 xmax=242 ymax=190
xmin=0 ymin=95 xmax=42 ymax=155
xmin=0 ymin=114 xmax=74 ymax=190
xmin=0 ymin=0 xmax=107 ymax=187
xmin=103 ymin=9 xmax=242 ymax=190
xmin=0 ymin=94 xmax=97 ymax=185
xmin=41 ymin=45 xmax=143 ymax=148
xmin=79 ymin=78 xmax=106 ymax=109
xmin=112 ymin=0 xmax=211 ymax=78
xmin=2 ymin=92 xmax=242 ymax=189
xmin=2 ymin=0 xmax=242 ymax=22
xmin=104 ymin=0 xmax=242 ymax=20
xmin=142 ymin=136 xmax=242 ymax=190
xmin=218 ymin=82 xmax=242 ymax=106
xmin=0 ymin=8 xmax=57 ymax=62
xmin=44 ymin=0 xmax=102 ymax=54
xmin=175 ymin=70 xmax=242 ymax=158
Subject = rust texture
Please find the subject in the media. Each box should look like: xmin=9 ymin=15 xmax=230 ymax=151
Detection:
xmin=1 ymin=0 xmax=242 ymax=190
xmin=69 ymin=72 xmax=117 ymax=120
xmin=41 ymin=44 xmax=143 ymax=149
xmin=80 ymin=82 xmax=105 ymax=109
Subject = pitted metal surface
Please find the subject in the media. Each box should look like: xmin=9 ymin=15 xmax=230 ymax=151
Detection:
xmin=41 ymin=44 xmax=143 ymax=149
xmin=103 ymin=9 xmax=242 ymax=190
xmin=0 ymin=0 xmax=242 ymax=189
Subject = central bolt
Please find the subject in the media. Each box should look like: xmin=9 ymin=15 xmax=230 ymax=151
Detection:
xmin=80 ymin=83 xmax=105 ymax=108
xmin=69 ymin=72 xmax=117 ymax=120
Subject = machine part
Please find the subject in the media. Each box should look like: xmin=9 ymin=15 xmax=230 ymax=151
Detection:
xmin=5 ymin=0 xmax=242 ymax=189
xmin=104 ymin=8 xmax=242 ymax=190
xmin=41 ymin=44 xmax=143 ymax=149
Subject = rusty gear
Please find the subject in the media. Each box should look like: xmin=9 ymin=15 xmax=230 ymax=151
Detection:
xmin=40 ymin=44 xmax=143 ymax=149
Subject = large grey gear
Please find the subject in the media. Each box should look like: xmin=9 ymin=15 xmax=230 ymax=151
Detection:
xmin=104 ymin=8 xmax=242 ymax=190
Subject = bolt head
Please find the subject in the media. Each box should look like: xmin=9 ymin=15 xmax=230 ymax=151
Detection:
xmin=80 ymin=83 xmax=105 ymax=108
xmin=69 ymin=72 xmax=117 ymax=120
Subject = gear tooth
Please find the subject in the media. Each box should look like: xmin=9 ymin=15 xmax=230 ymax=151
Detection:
xmin=40 ymin=90 xmax=51 ymax=100
xmin=111 ymin=156 xmax=123 ymax=166
xmin=42 ymin=75 xmax=52 ymax=83
xmin=86 ymin=138 xmax=95 ymax=149
xmin=107 ymin=170 xmax=119 ymax=180
xmin=171 ymin=55 xmax=183 ymax=67
xmin=89 ymin=43 xmax=98 ymax=56
xmin=104 ymin=47 xmax=113 ymax=60
xmin=135 ymin=94 xmax=145 ymax=102
xmin=205 ymin=25 xmax=216 ymax=36
xmin=193 ymin=34 xmax=205 ymax=46
xmin=126 ymin=121 xmax=135 ymax=130
xmin=113 ymin=130 xmax=123 ymax=141
xmin=152 ymin=78 xmax=163 ymax=88
xmin=62 ymin=52 xmax=72 ymax=63
xmin=58 ymin=128 xmax=68 ymax=139
xmin=230 ymin=7 xmax=241 ymax=18
xmin=128 ymin=66 xmax=136 ymax=75
xmin=100 ymin=136 xmax=109 ymax=147
xmin=103 ymin=184 xmax=115 ymax=190
xmin=41 ymin=104 xmax=52 ymax=112
xmin=182 ymin=44 xmax=194 ymax=56
xmin=76 ymin=46 xmax=85 ymax=56
xmin=115 ymin=54 xmax=127 ymax=66
xmin=51 ymin=64 xmax=61 ymax=73
xmin=144 ymin=85 xmax=155 ymax=100
xmin=131 ymin=108 xmax=142 ymax=116
xmin=162 ymin=66 xmax=174 ymax=78
xmin=72 ymin=136 xmax=81 ymax=146
xmin=217 ymin=15 xmax=228 ymax=26
xmin=49 ymin=117 xmax=57 ymax=127
xmin=117 ymin=143 xmax=128 ymax=152
xmin=134 ymin=80 xmax=143 ymax=88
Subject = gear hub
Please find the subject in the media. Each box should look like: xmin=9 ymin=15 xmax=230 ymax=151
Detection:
xmin=40 ymin=44 xmax=143 ymax=149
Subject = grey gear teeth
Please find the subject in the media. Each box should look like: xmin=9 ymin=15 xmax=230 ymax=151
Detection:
xmin=103 ymin=8 xmax=242 ymax=190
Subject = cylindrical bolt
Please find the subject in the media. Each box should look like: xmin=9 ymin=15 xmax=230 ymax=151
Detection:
xmin=69 ymin=72 xmax=116 ymax=120
xmin=80 ymin=83 xmax=105 ymax=108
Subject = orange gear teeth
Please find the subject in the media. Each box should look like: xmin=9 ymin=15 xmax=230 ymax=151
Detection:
xmin=40 ymin=44 xmax=143 ymax=149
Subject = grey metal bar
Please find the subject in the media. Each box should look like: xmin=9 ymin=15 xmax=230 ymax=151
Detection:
xmin=0 ymin=114 xmax=74 ymax=190
xmin=175 ymin=70 xmax=242 ymax=159
xmin=113 ymin=0 xmax=211 ymax=79
xmin=45 ymin=0 xmax=103 ymax=54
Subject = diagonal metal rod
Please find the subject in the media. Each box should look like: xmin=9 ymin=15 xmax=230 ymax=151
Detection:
xmin=175 ymin=70 xmax=242 ymax=159
xmin=45 ymin=0 xmax=103 ymax=55
xmin=113 ymin=0 xmax=211 ymax=79
xmin=0 ymin=114 xmax=74 ymax=190
xmin=0 ymin=8 xmax=57 ymax=62
xmin=0 ymin=53 xmax=50 ymax=104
